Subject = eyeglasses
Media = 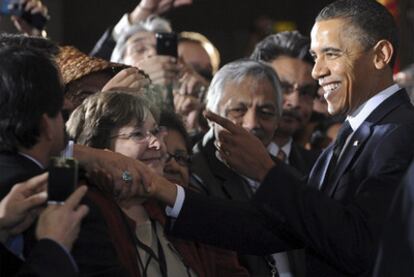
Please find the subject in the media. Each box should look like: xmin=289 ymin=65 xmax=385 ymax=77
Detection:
xmin=111 ymin=126 xmax=167 ymax=143
xmin=280 ymin=81 xmax=318 ymax=99
xmin=166 ymin=151 xmax=191 ymax=166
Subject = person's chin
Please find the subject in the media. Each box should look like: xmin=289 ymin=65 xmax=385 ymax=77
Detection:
xmin=164 ymin=174 xmax=183 ymax=186
xmin=143 ymin=159 xmax=164 ymax=174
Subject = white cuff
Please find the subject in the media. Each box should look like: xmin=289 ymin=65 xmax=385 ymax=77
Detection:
xmin=165 ymin=185 xmax=185 ymax=218
xmin=112 ymin=13 xmax=132 ymax=42
xmin=61 ymin=140 xmax=74 ymax=158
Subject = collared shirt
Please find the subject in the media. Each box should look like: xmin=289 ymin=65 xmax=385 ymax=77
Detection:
xmin=18 ymin=152 xmax=45 ymax=169
xmin=335 ymin=84 xmax=401 ymax=161
xmin=347 ymin=84 xmax=400 ymax=131
xmin=267 ymin=139 xmax=293 ymax=164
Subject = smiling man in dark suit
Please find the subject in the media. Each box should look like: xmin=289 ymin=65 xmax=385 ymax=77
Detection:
xmin=126 ymin=1 xmax=414 ymax=276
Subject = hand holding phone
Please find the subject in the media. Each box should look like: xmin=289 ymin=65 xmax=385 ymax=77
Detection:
xmin=0 ymin=0 xmax=49 ymax=30
xmin=48 ymin=157 xmax=78 ymax=204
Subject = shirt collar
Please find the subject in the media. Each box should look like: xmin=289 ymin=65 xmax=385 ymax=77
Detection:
xmin=18 ymin=152 xmax=45 ymax=169
xmin=347 ymin=84 xmax=400 ymax=131
xmin=267 ymin=138 xmax=293 ymax=161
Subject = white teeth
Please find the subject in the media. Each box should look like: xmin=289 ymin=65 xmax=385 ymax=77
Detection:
xmin=323 ymin=83 xmax=340 ymax=93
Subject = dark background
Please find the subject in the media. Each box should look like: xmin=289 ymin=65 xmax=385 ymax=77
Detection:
xmin=1 ymin=0 xmax=413 ymax=68
xmin=60 ymin=0 xmax=331 ymax=64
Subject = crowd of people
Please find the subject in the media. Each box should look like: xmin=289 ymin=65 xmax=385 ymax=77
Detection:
xmin=1 ymin=0 xmax=414 ymax=276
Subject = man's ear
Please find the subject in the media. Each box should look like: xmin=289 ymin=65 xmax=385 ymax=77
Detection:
xmin=40 ymin=114 xmax=54 ymax=141
xmin=373 ymin=40 xmax=394 ymax=70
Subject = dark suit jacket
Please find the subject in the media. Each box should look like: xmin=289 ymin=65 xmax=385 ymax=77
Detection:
xmin=169 ymin=89 xmax=414 ymax=277
xmin=0 ymin=152 xmax=130 ymax=277
xmin=288 ymin=142 xmax=320 ymax=177
xmin=1 ymin=239 xmax=78 ymax=277
xmin=373 ymin=159 xmax=414 ymax=276
xmin=90 ymin=28 xmax=116 ymax=60
xmin=191 ymin=130 xmax=305 ymax=277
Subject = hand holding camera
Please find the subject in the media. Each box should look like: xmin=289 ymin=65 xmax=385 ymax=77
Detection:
xmin=1 ymin=0 xmax=49 ymax=36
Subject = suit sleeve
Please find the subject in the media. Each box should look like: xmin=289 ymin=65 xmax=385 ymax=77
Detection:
xmin=373 ymin=161 xmax=414 ymax=276
xmin=89 ymin=28 xmax=116 ymax=60
xmin=168 ymin=188 xmax=302 ymax=254
xmin=170 ymin=123 xmax=414 ymax=275
xmin=253 ymin=123 xmax=414 ymax=275
xmin=1 ymin=239 xmax=78 ymax=277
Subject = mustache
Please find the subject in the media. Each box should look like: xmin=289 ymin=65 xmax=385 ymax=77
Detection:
xmin=282 ymin=109 xmax=302 ymax=122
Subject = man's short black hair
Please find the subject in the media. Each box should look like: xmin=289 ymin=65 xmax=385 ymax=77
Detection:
xmin=250 ymin=31 xmax=313 ymax=65
xmin=0 ymin=46 xmax=64 ymax=152
xmin=0 ymin=33 xmax=59 ymax=57
xmin=316 ymin=0 xmax=398 ymax=67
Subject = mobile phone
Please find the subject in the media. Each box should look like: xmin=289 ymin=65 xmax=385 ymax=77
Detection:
xmin=156 ymin=32 xmax=178 ymax=58
xmin=0 ymin=0 xmax=49 ymax=30
xmin=48 ymin=157 xmax=78 ymax=204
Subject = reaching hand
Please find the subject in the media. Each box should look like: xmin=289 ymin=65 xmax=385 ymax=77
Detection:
xmin=204 ymin=110 xmax=275 ymax=182
xmin=11 ymin=0 xmax=49 ymax=36
xmin=0 ymin=173 xmax=48 ymax=243
xmin=130 ymin=0 xmax=193 ymax=23
xmin=136 ymin=55 xmax=181 ymax=86
xmin=102 ymin=67 xmax=150 ymax=92
xmin=74 ymin=145 xmax=151 ymax=202
xmin=36 ymin=186 xmax=89 ymax=251
xmin=173 ymin=93 xmax=204 ymax=131
xmin=177 ymin=61 xmax=209 ymax=97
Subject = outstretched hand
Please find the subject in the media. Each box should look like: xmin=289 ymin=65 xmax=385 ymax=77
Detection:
xmin=204 ymin=110 xmax=275 ymax=182
xmin=102 ymin=67 xmax=150 ymax=92
xmin=130 ymin=0 xmax=192 ymax=24
xmin=0 ymin=173 xmax=48 ymax=243
xmin=11 ymin=0 xmax=49 ymax=36
xmin=36 ymin=186 xmax=89 ymax=251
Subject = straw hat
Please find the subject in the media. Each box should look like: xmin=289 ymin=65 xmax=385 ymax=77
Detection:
xmin=56 ymin=45 xmax=124 ymax=85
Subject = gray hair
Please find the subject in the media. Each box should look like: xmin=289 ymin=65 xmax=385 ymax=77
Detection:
xmin=111 ymin=15 xmax=172 ymax=63
xmin=206 ymin=59 xmax=283 ymax=117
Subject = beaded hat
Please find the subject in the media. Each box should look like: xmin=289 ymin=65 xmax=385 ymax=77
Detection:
xmin=56 ymin=45 xmax=125 ymax=85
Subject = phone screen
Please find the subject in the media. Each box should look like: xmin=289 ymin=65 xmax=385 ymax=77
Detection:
xmin=156 ymin=32 xmax=178 ymax=58
xmin=48 ymin=157 xmax=78 ymax=203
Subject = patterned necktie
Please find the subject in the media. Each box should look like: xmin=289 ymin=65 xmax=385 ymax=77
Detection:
xmin=276 ymin=149 xmax=287 ymax=163
xmin=322 ymin=120 xmax=353 ymax=191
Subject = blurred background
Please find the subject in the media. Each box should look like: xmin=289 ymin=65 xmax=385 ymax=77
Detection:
xmin=0 ymin=0 xmax=413 ymax=68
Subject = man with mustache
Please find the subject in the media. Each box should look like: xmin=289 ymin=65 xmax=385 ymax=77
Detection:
xmin=251 ymin=31 xmax=320 ymax=177
xmin=190 ymin=59 xmax=283 ymax=276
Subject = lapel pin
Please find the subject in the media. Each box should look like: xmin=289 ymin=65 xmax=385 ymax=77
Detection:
xmin=353 ymin=140 xmax=359 ymax=146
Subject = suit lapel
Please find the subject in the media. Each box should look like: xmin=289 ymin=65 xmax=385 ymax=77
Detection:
xmin=325 ymin=89 xmax=409 ymax=196
xmin=327 ymin=123 xmax=372 ymax=196
xmin=289 ymin=143 xmax=307 ymax=174
xmin=308 ymin=147 xmax=333 ymax=189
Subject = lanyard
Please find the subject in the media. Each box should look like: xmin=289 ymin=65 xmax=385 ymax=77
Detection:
xmin=118 ymin=205 xmax=168 ymax=277
xmin=134 ymin=221 xmax=168 ymax=277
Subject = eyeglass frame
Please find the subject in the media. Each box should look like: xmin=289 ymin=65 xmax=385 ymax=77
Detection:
xmin=110 ymin=125 xmax=168 ymax=143
xmin=165 ymin=151 xmax=191 ymax=166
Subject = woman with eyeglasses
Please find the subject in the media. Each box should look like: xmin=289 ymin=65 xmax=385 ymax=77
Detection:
xmin=66 ymin=89 xmax=248 ymax=277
